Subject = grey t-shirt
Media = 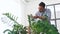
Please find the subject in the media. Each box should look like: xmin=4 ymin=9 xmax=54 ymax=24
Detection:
xmin=35 ymin=9 xmax=51 ymax=21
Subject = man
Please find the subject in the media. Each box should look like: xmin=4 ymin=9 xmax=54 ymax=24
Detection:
xmin=32 ymin=2 xmax=51 ymax=34
xmin=28 ymin=2 xmax=51 ymax=34
xmin=33 ymin=2 xmax=51 ymax=22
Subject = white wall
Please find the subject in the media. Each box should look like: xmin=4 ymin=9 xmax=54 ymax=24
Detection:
xmin=0 ymin=0 xmax=28 ymax=34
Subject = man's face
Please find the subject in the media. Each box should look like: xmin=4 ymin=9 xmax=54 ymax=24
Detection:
xmin=38 ymin=6 xmax=45 ymax=12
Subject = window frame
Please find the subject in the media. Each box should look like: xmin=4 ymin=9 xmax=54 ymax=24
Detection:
xmin=46 ymin=3 xmax=60 ymax=27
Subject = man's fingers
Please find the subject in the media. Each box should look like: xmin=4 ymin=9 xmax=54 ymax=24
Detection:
xmin=33 ymin=16 xmax=38 ymax=18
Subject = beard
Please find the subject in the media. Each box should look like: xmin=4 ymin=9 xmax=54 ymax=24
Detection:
xmin=39 ymin=9 xmax=45 ymax=12
xmin=39 ymin=10 xmax=43 ymax=12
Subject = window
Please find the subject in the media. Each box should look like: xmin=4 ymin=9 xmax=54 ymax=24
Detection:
xmin=55 ymin=5 xmax=60 ymax=18
xmin=47 ymin=4 xmax=60 ymax=33
xmin=56 ymin=20 xmax=60 ymax=32
xmin=50 ymin=21 xmax=55 ymax=25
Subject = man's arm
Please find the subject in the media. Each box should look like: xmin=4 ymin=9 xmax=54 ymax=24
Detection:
xmin=46 ymin=9 xmax=51 ymax=20
xmin=33 ymin=16 xmax=46 ymax=19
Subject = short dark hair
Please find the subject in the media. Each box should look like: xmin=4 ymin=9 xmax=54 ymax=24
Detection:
xmin=39 ymin=2 xmax=45 ymax=8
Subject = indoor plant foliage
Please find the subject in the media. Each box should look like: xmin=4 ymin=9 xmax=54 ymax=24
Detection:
xmin=3 ymin=13 xmax=59 ymax=34
xmin=3 ymin=13 xmax=27 ymax=34
xmin=28 ymin=14 xmax=59 ymax=34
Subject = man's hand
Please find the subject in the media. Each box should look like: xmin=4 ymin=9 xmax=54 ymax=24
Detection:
xmin=40 ymin=16 xmax=46 ymax=19
xmin=33 ymin=16 xmax=39 ymax=18
xmin=33 ymin=16 xmax=46 ymax=19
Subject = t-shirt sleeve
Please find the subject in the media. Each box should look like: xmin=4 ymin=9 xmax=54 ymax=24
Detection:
xmin=35 ymin=12 xmax=39 ymax=16
xmin=46 ymin=9 xmax=51 ymax=20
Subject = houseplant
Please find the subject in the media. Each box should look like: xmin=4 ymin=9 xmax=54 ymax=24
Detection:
xmin=2 ymin=13 xmax=59 ymax=34
xmin=28 ymin=14 xmax=59 ymax=34
xmin=3 ymin=13 xmax=27 ymax=34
